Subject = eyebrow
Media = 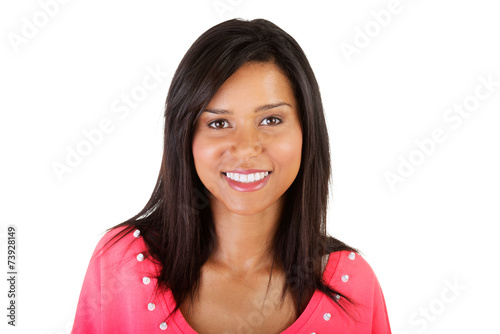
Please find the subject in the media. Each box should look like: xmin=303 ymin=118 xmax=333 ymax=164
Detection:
xmin=203 ymin=102 xmax=292 ymax=115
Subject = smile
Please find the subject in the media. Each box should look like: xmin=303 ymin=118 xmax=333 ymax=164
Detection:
xmin=222 ymin=170 xmax=272 ymax=192
xmin=223 ymin=171 xmax=270 ymax=183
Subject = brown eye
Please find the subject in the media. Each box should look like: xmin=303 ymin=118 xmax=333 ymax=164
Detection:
xmin=208 ymin=119 xmax=229 ymax=129
xmin=260 ymin=117 xmax=282 ymax=126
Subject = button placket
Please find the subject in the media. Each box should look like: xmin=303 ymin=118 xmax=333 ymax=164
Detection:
xmin=134 ymin=231 xmax=169 ymax=330
xmin=133 ymin=229 xmax=141 ymax=238
xmin=342 ymin=252 xmax=353 ymax=283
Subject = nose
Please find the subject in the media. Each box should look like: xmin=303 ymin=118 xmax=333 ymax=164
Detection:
xmin=229 ymin=125 xmax=263 ymax=160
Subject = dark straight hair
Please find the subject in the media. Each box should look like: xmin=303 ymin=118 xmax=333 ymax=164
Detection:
xmin=107 ymin=18 xmax=357 ymax=318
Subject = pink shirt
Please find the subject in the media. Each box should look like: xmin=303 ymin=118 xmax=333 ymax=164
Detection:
xmin=72 ymin=227 xmax=391 ymax=333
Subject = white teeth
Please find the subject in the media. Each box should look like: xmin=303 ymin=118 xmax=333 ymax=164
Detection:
xmin=225 ymin=171 xmax=269 ymax=183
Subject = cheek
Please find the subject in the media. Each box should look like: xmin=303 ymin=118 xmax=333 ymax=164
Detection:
xmin=192 ymin=136 xmax=222 ymax=177
xmin=273 ymin=132 xmax=302 ymax=172
xmin=192 ymin=136 xmax=208 ymax=174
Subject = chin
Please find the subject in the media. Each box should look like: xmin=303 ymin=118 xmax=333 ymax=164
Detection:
xmin=224 ymin=196 xmax=283 ymax=217
xmin=222 ymin=198 xmax=270 ymax=215
xmin=227 ymin=205 xmax=265 ymax=216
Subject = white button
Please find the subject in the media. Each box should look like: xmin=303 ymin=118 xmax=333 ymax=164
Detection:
xmin=133 ymin=229 xmax=141 ymax=238
xmin=348 ymin=252 xmax=356 ymax=260
xmin=323 ymin=313 xmax=331 ymax=321
xmin=335 ymin=294 xmax=341 ymax=300
xmin=159 ymin=322 xmax=168 ymax=330
xmin=143 ymin=277 xmax=151 ymax=285
xmin=148 ymin=303 xmax=155 ymax=311
xmin=341 ymin=274 xmax=349 ymax=282
xmin=137 ymin=253 xmax=144 ymax=261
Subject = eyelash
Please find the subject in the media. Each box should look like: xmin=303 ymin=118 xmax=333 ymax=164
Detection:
xmin=207 ymin=116 xmax=283 ymax=129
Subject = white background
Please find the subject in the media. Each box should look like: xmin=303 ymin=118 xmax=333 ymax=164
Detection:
xmin=1 ymin=0 xmax=499 ymax=333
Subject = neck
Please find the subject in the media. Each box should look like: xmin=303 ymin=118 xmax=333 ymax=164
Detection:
xmin=209 ymin=197 xmax=284 ymax=274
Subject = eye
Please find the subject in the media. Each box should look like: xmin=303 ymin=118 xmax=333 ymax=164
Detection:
xmin=260 ymin=116 xmax=282 ymax=126
xmin=208 ymin=119 xmax=230 ymax=129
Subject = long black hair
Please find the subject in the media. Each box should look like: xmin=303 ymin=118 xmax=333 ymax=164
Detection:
xmin=106 ymin=18 xmax=357 ymax=318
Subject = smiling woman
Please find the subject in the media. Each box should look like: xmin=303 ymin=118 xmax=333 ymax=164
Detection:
xmin=71 ymin=18 xmax=391 ymax=333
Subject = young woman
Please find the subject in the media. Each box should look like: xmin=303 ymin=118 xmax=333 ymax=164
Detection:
xmin=72 ymin=18 xmax=391 ymax=333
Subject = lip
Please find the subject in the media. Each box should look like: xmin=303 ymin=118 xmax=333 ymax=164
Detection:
xmin=222 ymin=169 xmax=272 ymax=192
xmin=224 ymin=169 xmax=270 ymax=174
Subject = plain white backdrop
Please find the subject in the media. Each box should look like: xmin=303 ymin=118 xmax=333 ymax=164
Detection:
xmin=1 ymin=0 xmax=499 ymax=333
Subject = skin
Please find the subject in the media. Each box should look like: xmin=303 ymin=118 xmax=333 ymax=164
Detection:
xmin=184 ymin=61 xmax=303 ymax=333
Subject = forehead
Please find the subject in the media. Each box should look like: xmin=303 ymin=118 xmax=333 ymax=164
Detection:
xmin=205 ymin=62 xmax=296 ymax=110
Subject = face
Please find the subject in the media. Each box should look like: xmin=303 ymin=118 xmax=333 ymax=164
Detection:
xmin=192 ymin=62 xmax=303 ymax=216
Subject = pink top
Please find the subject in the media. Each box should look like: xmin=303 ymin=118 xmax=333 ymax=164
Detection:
xmin=72 ymin=227 xmax=391 ymax=333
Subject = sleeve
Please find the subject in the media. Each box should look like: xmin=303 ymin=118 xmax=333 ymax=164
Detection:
xmin=71 ymin=237 xmax=105 ymax=333
xmin=370 ymin=273 xmax=391 ymax=334
xmin=71 ymin=228 xmax=125 ymax=334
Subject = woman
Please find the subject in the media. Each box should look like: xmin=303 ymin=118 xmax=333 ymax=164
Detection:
xmin=72 ymin=18 xmax=391 ymax=333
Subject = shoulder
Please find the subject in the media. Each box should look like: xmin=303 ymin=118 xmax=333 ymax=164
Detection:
xmin=324 ymin=250 xmax=385 ymax=306
xmin=90 ymin=225 xmax=145 ymax=264
xmin=93 ymin=225 xmax=139 ymax=253
xmin=72 ymin=226 xmax=166 ymax=333
xmin=324 ymin=250 xmax=378 ymax=287
xmin=284 ymin=251 xmax=390 ymax=333
xmin=322 ymin=250 xmax=391 ymax=332
xmin=84 ymin=225 xmax=158 ymax=291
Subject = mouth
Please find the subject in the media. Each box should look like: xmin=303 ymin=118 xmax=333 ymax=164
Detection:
xmin=222 ymin=171 xmax=272 ymax=183
xmin=221 ymin=170 xmax=272 ymax=192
